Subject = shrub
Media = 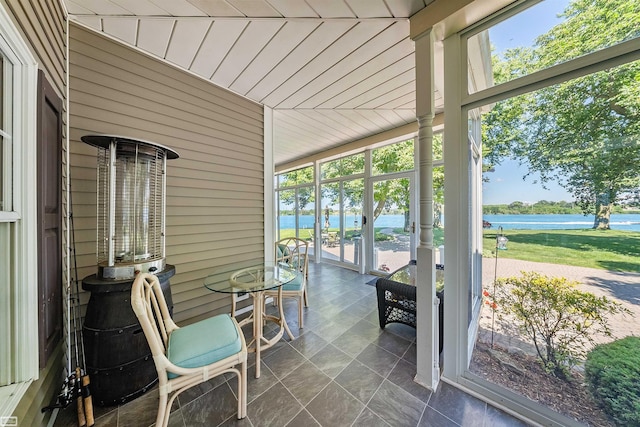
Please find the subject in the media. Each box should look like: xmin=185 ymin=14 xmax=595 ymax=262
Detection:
xmin=585 ymin=336 xmax=640 ymax=426
xmin=494 ymin=271 xmax=631 ymax=379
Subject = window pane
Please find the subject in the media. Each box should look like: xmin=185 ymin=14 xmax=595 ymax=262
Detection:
xmin=1 ymin=56 xmax=4 ymax=211
xmin=320 ymin=153 xmax=364 ymax=180
xmin=433 ymin=133 xmax=443 ymax=162
xmin=467 ymin=0 xmax=640 ymax=94
xmin=277 ymin=189 xmax=295 ymax=239
xmin=372 ymin=139 xmax=414 ymax=175
xmin=474 ymin=59 xmax=640 ymax=425
xmin=0 ymin=55 xmax=4 ymax=124
xmin=297 ymin=186 xmax=315 ymax=256
xmin=0 ymin=134 xmax=4 ymax=211
xmin=0 ymin=54 xmax=12 ymax=213
xmin=277 ymin=165 xmax=313 ymax=188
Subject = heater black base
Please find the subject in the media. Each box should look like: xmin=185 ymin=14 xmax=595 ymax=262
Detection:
xmin=81 ymin=264 xmax=176 ymax=406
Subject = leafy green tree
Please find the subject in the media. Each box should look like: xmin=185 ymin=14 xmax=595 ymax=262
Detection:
xmin=483 ymin=0 xmax=640 ymax=229
xmin=277 ymin=167 xmax=315 ymax=234
xmin=283 ymin=138 xmax=445 ymax=234
xmin=372 ymin=141 xmax=413 ymax=230
xmin=322 ymin=142 xmax=420 ymax=230
xmin=320 ymin=154 xmax=365 ymax=230
xmin=277 ymin=166 xmax=315 ymax=209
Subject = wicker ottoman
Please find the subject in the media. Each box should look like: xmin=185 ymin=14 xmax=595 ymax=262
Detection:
xmin=375 ymin=262 xmax=444 ymax=352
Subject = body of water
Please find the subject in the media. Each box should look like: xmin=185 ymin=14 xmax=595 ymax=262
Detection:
xmin=483 ymin=213 xmax=640 ymax=232
xmin=279 ymin=214 xmax=404 ymax=230
xmin=280 ymin=213 xmax=640 ymax=232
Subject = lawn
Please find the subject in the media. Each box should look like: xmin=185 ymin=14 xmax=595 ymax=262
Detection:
xmin=279 ymin=227 xmax=444 ymax=245
xmin=280 ymin=227 xmax=639 ymax=273
xmin=483 ymin=229 xmax=640 ymax=273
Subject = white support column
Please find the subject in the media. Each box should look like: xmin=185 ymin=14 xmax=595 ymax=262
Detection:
xmin=313 ymin=160 xmax=321 ymax=265
xmin=264 ymin=106 xmax=275 ymax=263
xmin=442 ymin=32 xmax=468 ymax=380
xmin=413 ymin=29 xmax=440 ymax=390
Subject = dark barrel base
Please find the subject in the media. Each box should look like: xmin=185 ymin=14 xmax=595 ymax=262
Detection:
xmin=82 ymin=265 xmax=175 ymax=406
xmin=87 ymin=354 xmax=158 ymax=406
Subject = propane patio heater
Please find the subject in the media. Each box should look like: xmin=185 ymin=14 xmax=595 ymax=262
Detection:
xmin=80 ymin=134 xmax=179 ymax=406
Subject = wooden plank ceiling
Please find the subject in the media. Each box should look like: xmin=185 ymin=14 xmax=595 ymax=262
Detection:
xmin=65 ymin=0 xmax=439 ymax=167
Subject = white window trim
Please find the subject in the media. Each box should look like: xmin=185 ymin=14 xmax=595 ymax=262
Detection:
xmin=0 ymin=2 xmax=39 ymax=419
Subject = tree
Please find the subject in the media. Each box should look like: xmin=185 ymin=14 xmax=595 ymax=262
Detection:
xmin=320 ymin=154 xmax=365 ymax=229
xmin=372 ymin=142 xmax=413 ymax=230
xmin=322 ymin=141 xmax=419 ymax=229
xmin=483 ymin=0 xmax=640 ymax=229
xmin=277 ymin=166 xmax=315 ymax=214
xmin=282 ymin=138 xmax=445 ymax=233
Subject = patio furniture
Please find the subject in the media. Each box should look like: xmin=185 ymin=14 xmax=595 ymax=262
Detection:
xmin=325 ymin=231 xmax=340 ymax=247
xmin=205 ymin=263 xmax=296 ymax=378
xmin=131 ymin=272 xmax=248 ymax=427
xmin=266 ymin=237 xmax=310 ymax=329
xmin=375 ymin=260 xmax=444 ymax=352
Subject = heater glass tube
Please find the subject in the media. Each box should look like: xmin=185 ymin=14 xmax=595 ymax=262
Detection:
xmin=113 ymin=147 xmax=158 ymax=263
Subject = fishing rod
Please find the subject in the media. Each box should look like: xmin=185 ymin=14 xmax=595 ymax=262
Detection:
xmin=69 ymin=183 xmax=94 ymax=426
xmin=42 ymin=183 xmax=94 ymax=426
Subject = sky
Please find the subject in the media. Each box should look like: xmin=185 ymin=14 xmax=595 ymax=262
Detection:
xmin=482 ymin=0 xmax=572 ymax=205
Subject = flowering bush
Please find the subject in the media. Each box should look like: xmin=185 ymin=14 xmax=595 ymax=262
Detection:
xmin=482 ymin=288 xmax=499 ymax=347
xmin=493 ymin=271 xmax=631 ymax=379
xmin=482 ymin=289 xmax=498 ymax=310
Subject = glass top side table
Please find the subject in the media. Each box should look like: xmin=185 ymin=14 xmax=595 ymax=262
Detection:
xmin=204 ymin=263 xmax=296 ymax=378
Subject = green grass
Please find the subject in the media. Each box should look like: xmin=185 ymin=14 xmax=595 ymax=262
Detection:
xmin=281 ymin=227 xmax=639 ymax=273
xmin=280 ymin=227 xmax=444 ymax=247
xmin=483 ymin=229 xmax=640 ymax=273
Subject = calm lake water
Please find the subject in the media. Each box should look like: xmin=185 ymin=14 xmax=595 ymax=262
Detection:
xmin=484 ymin=213 xmax=640 ymax=231
xmin=279 ymin=214 xmax=404 ymax=230
xmin=280 ymin=213 xmax=640 ymax=232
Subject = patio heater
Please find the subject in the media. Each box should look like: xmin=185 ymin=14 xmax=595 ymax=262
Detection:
xmin=80 ymin=134 xmax=179 ymax=406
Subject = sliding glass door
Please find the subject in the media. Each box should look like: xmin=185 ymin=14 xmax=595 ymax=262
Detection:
xmin=319 ymin=154 xmax=365 ymax=269
xmin=367 ymin=140 xmax=420 ymax=274
xmin=370 ymin=175 xmax=414 ymax=274
xmin=319 ymin=178 xmax=364 ymax=268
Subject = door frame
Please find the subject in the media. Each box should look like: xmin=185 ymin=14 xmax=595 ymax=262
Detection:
xmin=318 ymin=176 xmax=365 ymax=270
xmin=366 ymin=171 xmax=416 ymax=275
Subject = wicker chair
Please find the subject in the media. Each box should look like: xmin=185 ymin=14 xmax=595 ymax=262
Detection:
xmin=375 ymin=261 xmax=444 ymax=352
xmin=265 ymin=237 xmax=309 ymax=334
xmin=131 ymin=273 xmax=247 ymax=427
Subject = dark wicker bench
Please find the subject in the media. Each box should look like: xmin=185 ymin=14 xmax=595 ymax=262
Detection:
xmin=375 ymin=261 xmax=444 ymax=352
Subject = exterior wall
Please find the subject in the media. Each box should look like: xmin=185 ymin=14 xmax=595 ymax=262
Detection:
xmin=2 ymin=0 xmax=66 ymax=95
xmin=69 ymin=23 xmax=265 ymax=327
xmin=1 ymin=0 xmax=67 ymax=425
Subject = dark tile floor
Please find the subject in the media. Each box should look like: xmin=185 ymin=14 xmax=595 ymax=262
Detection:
xmin=54 ymin=262 xmax=529 ymax=427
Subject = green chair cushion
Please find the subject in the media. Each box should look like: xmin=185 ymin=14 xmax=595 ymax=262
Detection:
xmin=166 ymin=314 xmax=242 ymax=379
xmin=281 ymin=272 xmax=304 ymax=291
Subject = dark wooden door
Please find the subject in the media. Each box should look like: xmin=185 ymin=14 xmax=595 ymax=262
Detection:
xmin=37 ymin=71 xmax=63 ymax=368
